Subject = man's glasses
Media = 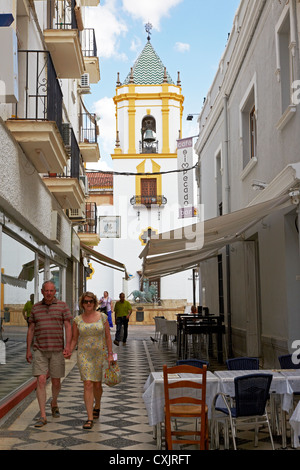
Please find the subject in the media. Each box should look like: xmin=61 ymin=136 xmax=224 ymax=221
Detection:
xmin=83 ymin=299 xmax=94 ymax=304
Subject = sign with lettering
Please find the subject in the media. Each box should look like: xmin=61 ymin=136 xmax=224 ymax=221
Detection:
xmin=177 ymin=138 xmax=194 ymax=218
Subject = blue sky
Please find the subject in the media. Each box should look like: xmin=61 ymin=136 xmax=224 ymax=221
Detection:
xmin=84 ymin=0 xmax=240 ymax=170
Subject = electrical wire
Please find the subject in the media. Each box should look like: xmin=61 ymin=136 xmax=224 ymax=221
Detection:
xmin=86 ymin=162 xmax=198 ymax=177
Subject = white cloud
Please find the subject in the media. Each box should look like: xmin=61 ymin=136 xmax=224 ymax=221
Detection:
xmin=175 ymin=42 xmax=190 ymax=53
xmin=130 ymin=36 xmax=142 ymax=52
xmin=121 ymin=0 xmax=183 ymax=30
xmin=85 ymin=2 xmax=128 ymax=59
xmin=89 ymin=97 xmax=115 ymax=169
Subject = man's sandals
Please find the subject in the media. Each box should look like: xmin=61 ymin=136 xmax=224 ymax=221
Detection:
xmin=83 ymin=420 xmax=94 ymax=429
xmin=93 ymin=408 xmax=100 ymax=419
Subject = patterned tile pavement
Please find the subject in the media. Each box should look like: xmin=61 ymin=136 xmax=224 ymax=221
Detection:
xmin=0 ymin=325 xmax=298 ymax=452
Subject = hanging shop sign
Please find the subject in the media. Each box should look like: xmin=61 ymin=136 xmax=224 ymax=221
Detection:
xmin=177 ymin=137 xmax=194 ymax=218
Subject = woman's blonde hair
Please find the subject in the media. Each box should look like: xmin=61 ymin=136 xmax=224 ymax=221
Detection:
xmin=79 ymin=291 xmax=98 ymax=310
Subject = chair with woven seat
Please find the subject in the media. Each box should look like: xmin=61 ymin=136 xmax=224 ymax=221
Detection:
xmin=278 ymin=354 xmax=300 ymax=370
xmin=211 ymin=373 xmax=274 ymax=450
xmin=176 ymin=359 xmax=209 ymax=369
xmin=226 ymin=357 xmax=259 ymax=370
xmin=163 ymin=364 xmax=208 ymax=450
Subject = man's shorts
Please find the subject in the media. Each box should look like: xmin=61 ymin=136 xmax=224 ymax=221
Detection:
xmin=32 ymin=349 xmax=65 ymax=378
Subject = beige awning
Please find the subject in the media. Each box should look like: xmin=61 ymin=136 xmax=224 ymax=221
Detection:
xmin=140 ymin=194 xmax=293 ymax=279
xmin=2 ymin=273 xmax=27 ymax=288
xmin=80 ymin=243 xmax=129 ymax=279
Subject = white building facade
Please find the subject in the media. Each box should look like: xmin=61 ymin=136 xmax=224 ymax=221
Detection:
xmin=194 ymin=0 xmax=300 ymax=366
xmin=0 ymin=0 xmax=101 ymax=319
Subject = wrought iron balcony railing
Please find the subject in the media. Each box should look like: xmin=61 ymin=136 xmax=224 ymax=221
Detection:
xmin=130 ymin=195 xmax=167 ymax=207
xmin=139 ymin=140 xmax=159 ymax=154
xmin=79 ymin=113 xmax=98 ymax=144
xmin=80 ymin=28 xmax=97 ymax=57
xmin=78 ymin=202 xmax=98 ymax=234
xmin=61 ymin=124 xmax=84 ymax=180
xmin=14 ymin=50 xmax=63 ymax=136
xmin=48 ymin=0 xmax=78 ymax=30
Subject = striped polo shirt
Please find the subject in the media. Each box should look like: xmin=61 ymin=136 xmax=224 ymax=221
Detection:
xmin=29 ymin=298 xmax=72 ymax=352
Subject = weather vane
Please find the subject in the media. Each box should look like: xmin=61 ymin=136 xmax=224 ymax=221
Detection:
xmin=145 ymin=22 xmax=153 ymax=41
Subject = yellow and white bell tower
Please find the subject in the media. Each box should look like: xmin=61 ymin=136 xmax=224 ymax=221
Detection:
xmin=109 ymin=33 xmax=190 ymax=302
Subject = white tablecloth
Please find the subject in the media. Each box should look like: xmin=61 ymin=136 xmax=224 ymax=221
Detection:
xmin=290 ymin=401 xmax=300 ymax=448
xmin=143 ymin=371 xmax=219 ymax=427
xmin=279 ymin=370 xmax=300 ymax=448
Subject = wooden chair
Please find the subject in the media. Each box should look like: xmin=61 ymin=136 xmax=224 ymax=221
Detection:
xmin=163 ymin=364 xmax=208 ymax=450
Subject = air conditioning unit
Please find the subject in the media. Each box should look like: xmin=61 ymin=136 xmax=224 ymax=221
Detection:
xmin=68 ymin=203 xmax=86 ymax=221
xmin=79 ymin=73 xmax=91 ymax=94
xmin=50 ymin=211 xmax=62 ymax=244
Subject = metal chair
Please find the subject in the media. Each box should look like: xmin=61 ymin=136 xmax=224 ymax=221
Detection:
xmin=163 ymin=364 xmax=209 ymax=450
xmin=154 ymin=316 xmax=165 ymax=341
xmin=177 ymin=359 xmax=209 ymax=369
xmin=278 ymin=354 xmax=300 ymax=370
xmin=165 ymin=320 xmax=177 ymax=345
xmin=226 ymin=357 xmax=259 ymax=370
xmin=156 ymin=317 xmax=166 ymax=344
xmin=211 ymin=373 xmax=274 ymax=450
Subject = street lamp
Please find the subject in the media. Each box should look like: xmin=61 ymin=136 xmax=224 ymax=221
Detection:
xmin=186 ymin=114 xmax=200 ymax=121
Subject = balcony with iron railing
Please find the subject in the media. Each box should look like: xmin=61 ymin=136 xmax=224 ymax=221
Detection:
xmin=80 ymin=28 xmax=100 ymax=84
xmin=77 ymin=202 xmax=100 ymax=246
xmin=130 ymin=195 xmax=167 ymax=208
xmin=6 ymin=50 xmax=68 ymax=174
xmin=78 ymin=112 xmax=100 ymax=163
xmin=44 ymin=0 xmax=84 ymax=79
xmin=43 ymin=126 xmax=86 ymax=210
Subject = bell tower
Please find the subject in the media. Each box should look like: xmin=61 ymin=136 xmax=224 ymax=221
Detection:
xmin=112 ymin=25 xmax=184 ymax=160
xmin=110 ymin=27 xmax=187 ymax=299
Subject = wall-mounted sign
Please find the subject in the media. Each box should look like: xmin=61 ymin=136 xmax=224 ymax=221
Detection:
xmin=99 ymin=216 xmax=121 ymax=238
xmin=177 ymin=137 xmax=194 ymax=218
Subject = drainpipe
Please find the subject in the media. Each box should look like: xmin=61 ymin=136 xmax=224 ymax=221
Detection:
xmin=223 ymin=95 xmax=230 ymax=216
xmin=297 ymin=204 xmax=300 ymax=259
xmin=223 ymin=95 xmax=233 ymax=357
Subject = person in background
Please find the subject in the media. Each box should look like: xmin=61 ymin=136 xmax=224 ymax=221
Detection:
xmin=114 ymin=293 xmax=132 ymax=346
xmin=69 ymin=292 xmax=113 ymax=429
xmin=99 ymin=291 xmax=113 ymax=328
xmin=23 ymin=294 xmax=34 ymax=326
xmin=26 ymin=281 xmax=72 ymax=428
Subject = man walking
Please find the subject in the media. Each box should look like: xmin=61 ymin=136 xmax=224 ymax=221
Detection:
xmin=26 ymin=280 xmax=72 ymax=427
xmin=22 ymin=293 xmax=34 ymax=326
xmin=114 ymin=292 xmax=132 ymax=346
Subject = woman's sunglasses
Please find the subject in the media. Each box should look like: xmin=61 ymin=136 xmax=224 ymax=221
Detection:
xmin=83 ymin=299 xmax=94 ymax=304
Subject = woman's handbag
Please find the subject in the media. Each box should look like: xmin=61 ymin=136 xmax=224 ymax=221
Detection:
xmin=103 ymin=361 xmax=121 ymax=387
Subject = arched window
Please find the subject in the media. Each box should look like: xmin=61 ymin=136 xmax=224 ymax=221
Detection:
xmin=141 ymin=116 xmax=158 ymax=153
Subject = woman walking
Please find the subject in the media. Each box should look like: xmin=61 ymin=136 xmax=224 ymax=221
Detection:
xmin=99 ymin=291 xmax=113 ymax=328
xmin=70 ymin=292 xmax=113 ymax=429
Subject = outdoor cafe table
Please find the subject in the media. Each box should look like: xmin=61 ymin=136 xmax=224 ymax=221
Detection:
xmin=214 ymin=369 xmax=294 ymax=448
xmin=176 ymin=314 xmax=225 ymax=363
xmin=143 ymin=370 xmax=219 ymax=449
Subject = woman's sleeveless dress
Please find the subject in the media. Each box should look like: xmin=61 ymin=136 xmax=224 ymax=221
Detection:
xmin=74 ymin=312 xmax=107 ymax=381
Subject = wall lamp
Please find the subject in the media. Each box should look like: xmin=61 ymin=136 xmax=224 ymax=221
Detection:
xmin=186 ymin=114 xmax=200 ymax=121
xmin=251 ymin=180 xmax=267 ymax=190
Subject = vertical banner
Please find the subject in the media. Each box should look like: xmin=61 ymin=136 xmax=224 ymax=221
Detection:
xmin=177 ymin=137 xmax=194 ymax=218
